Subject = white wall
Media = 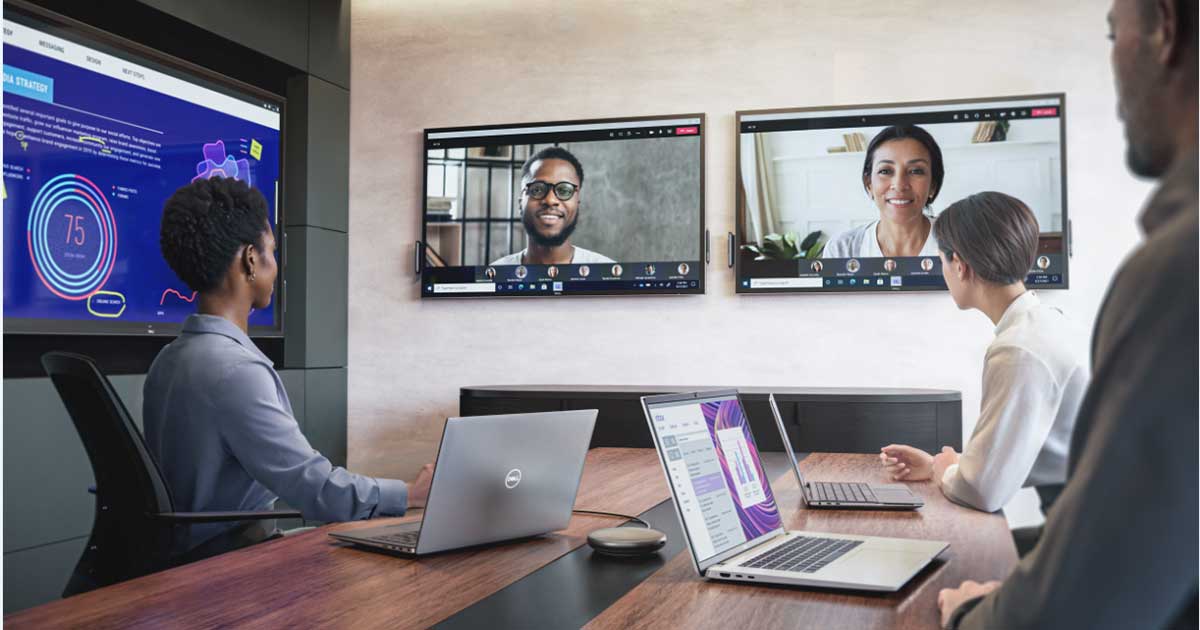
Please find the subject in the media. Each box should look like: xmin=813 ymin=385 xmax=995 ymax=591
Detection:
xmin=349 ymin=0 xmax=1155 ymax=526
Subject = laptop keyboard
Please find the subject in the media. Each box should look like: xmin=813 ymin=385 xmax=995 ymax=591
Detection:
xmin=743 ymin=535 xmax=864 ymax=573
xmin=372 ymin=530 xmax=419 ymax=546
xmin=811 ymin=482 xmax=878 ymax=503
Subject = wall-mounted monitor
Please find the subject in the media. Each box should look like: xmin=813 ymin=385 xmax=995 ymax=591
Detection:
xmin=421 ymin=114 xmax=705 ymax=298
xmin=2 ymin=5 xmax=284 ymax=335
xmin=736 ymin=94 xmax=1068 ymax=294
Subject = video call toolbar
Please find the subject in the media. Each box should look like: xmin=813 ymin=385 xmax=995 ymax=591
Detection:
xmin=429 ymin=280 xmax=701 ymax=296
xmin=423 ymin=261 xmax=702 ymax=297
xmin=739 ymin=253 xmax=1065 ymax=293
xmin=427 ymin=118 xmax=703 ymax=150
xmin=740 ymin=99 xmax=1062 ymax=134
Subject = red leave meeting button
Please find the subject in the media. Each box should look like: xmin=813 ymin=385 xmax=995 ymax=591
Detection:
xmin=1031 ymin=107 xmax=1058 ymax=117
xmin=675 ymin=126 xmax=699 ymax=135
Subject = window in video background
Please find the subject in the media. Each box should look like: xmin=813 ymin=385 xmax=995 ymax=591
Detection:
xmin=425 ymin=136 xmax=702 ymax=268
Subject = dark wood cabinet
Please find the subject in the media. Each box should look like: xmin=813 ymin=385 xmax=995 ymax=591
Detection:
xmin=460 ymin=386 xmax=962 ymax=454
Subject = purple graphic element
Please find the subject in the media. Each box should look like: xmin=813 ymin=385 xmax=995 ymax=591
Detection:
xmin=702 ymin=399 xmax=782 ymax=540
xmin=192 ymin=140 xmax=252 ymax=186
xmin=691 ymin=472 xmax=727 ymax=495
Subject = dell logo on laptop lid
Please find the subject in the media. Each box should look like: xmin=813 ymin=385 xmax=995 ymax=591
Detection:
xmin=505 ymin=468 xmax=522 ymax=489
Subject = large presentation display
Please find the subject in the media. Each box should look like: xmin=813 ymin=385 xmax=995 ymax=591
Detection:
xmin=736 ymin=94 xmax=1069 ymax=294
xmin=3 ymin=8 xmax=284 ymax=334
xmin=421 ymin=114 xmax=705 ymax=297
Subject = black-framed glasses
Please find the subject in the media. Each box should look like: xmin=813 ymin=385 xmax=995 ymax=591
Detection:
xmin=524 ymin=180 xmax=579 ymax=201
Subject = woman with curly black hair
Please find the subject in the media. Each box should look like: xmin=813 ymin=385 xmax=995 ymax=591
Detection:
xmin=144 ymin=176 xmax=432 ymax=557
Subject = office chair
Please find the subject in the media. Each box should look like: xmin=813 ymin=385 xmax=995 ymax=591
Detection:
xmin=1012 ymin=483 xmax=1065 ymax=557
xmin=41 ymin=351 xmax=301 ymax=597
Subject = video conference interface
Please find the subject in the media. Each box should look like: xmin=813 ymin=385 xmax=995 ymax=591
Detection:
xmin=2 ymin=13 xmax=283 ymax=334
xmin=422 ymin=115 xmax=704 ymax=298
xmin=737 ymin=95 xmax=1068 ymax=293
xmin=647 ymin=394 xmax=782 ymax=563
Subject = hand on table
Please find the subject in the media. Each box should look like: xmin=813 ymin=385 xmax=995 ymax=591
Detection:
xmin=938 ymin=579 xmax=1001 ymax=628
xmin=406 ymin=463 xmax=435 ymax=509
xmin=931 ymin=447 xmax=960 ymax=488
xmin=878 ymin=444 xmax=934 ymax=481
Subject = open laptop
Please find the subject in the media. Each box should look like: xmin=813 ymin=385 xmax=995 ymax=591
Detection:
xmin=642 ymin=390 xmax=946 ymax=591
xmin=330 ymin=409 xmax=596 ymax=556
xmin=768 ymin=394 xmax=923 ymax=510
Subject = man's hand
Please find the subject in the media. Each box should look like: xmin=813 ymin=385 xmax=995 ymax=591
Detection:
xmin=938 ymin=579 xmax=1001 ymax=627
xmin=406 ymin=463 xmax=435 ymax=509
xmin=931 ymin=446 xmax=960 ymax=488
xmin=878 ymin=444 xmax=934 ymax=481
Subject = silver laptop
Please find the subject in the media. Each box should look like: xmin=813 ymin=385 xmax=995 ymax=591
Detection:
xmin=330 ymin=409 xmax=596 ymax=556
xmin=768 ymin=394 xmax=923 ymax=510
xmin=642 ymin=390 xmax=946 ymax=591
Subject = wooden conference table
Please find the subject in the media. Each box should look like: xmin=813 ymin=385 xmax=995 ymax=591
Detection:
xmin=5 ymin=449 xmax=1017 ymax=629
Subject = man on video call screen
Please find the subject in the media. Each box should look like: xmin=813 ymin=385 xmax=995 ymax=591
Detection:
xmin=422 ymin=116 xmax=704 ymax=297
xmin=489 ymin=146 xmax=615 ymax=266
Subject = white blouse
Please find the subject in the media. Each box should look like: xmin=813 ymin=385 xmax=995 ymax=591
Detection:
xmin=821 ymin=218 xmax=940 ymax=259
xmin=940 ymin=291 xmax=1089 ymax=512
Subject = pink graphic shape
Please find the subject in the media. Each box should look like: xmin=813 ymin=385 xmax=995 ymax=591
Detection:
xmin=160 ymin=288 xmax=198 ymax=305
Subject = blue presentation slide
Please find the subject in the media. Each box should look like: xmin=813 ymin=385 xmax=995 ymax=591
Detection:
xmin=2 ymin=18 xmax=281 ymax=332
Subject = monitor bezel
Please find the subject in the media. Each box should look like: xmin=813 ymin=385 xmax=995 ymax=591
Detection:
xmin=3 ymin=1 xmax=287 ymax=337
xmin=734 ymin=92 xmax=1070 ymax=295
xmin=420 ymin=112 xmax=707 ymax=299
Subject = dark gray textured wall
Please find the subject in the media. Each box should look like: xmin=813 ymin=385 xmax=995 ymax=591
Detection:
xmin=565 ymin=137 xmax=702 ymax=263
xmin=460 ymin=137 xmax=703 ymax=265
xmin=135 ymin=0 xmax=309 ymax=70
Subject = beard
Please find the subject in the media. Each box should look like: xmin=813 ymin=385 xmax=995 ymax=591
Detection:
xmin=1116 ymin=60 xmax=1171 ymax=179
xmin=1125 ymin=135 xmax=1167 ymax=178
xmin=523 ymin=209 xmax=579 ymax=248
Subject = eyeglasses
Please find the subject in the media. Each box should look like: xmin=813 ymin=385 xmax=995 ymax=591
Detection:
xmin=524 ymin=180 xmax=579 ymax=201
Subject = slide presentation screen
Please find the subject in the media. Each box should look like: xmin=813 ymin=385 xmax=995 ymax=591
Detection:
xmin=421 ymin=114 xmax=705 ymax=298
xmin=3 ymin=11 xmax=283 ymax=334
xmin=736 ymin=94 xmax=1068 ymax=294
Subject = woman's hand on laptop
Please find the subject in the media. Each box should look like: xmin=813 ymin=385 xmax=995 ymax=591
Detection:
xmin=406 ymin=463 xmax=435 ymax=509
xmin=879 ymin=445 xmax=934 ymax=481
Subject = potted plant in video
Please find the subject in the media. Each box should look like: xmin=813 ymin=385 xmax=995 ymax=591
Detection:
xmin=742 ymin=230 xmax=826 ymax=260
xmin=992 ymin=119 xmax=1011 ymax=141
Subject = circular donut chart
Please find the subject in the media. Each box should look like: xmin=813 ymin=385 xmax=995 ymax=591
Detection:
xmin=26 ymin=173 xmax=118 ymax=300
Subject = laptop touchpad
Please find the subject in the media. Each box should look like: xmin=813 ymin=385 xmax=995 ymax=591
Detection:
xmin=872 ymin=486 xmax=917 ymax=503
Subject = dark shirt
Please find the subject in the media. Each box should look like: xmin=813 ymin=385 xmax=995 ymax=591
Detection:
xmin=952 ymin=152 xmax=1199 ymax=629
xmin=143 ymin=314 xmax=407 ymax=552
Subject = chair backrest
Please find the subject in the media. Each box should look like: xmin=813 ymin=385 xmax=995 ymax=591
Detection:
xmin=41 ymin=351 xmax=175 ymax=595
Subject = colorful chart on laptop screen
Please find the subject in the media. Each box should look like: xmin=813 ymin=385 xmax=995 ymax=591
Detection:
xmin=648 ymin=394 xmax=782 ymax=562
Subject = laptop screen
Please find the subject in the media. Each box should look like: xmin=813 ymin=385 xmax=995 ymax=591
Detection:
xmin=646 ymin=392 xmax=783 ymax=564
